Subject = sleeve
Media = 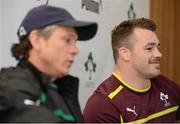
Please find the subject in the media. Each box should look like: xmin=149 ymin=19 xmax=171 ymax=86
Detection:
xmin=83 ymin=93 xmax=120 ymax=123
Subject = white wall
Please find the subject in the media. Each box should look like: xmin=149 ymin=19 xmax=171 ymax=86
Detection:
xmin=0 ymin=0 xmax=150 ymax=110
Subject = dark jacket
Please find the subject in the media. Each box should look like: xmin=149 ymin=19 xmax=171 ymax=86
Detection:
xmin=0 ymin=60 xmax=83 ymax=122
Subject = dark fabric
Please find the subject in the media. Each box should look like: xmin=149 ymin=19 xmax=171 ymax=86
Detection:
xmin=18 ymin=5 xmax=97 ymax=41
xmin=83 ymin=74 xmax=180 ymax=123
xmin=0 ymin=59 xmax=83 ymax=122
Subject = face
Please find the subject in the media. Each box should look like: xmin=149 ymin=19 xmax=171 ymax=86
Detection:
xmin=128 ymin=28 xmax=162 ymax=79
xmin=32 ymin=26 xmax=79 ymax=79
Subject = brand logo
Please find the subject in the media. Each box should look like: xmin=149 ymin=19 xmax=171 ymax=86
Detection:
xmin=126 ymin=106 xmax=138 ymax=116
xmin=19 ymin=26 xmax=27 ymax=37
xmin=24 ymin=99 xmax=40 ymax=106
xmin=160 ymin=92 xmax=171 ymax=107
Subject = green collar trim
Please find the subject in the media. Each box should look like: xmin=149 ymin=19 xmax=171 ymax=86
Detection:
xmin=53 ymin=109 xmax=75 ymax=122
xmin=48 ymin=83 xmax=58 ymax=90
xmin=40 ymin=92 xmax=47 ymax=104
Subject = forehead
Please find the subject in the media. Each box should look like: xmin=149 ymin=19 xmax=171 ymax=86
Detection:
xmin=45 ymin=26 xmax=78 ymax=42
xmin=133 ymin=28 xmax=159 ymax=45
xmin=54 ymin=26 xmax=77 ymax=34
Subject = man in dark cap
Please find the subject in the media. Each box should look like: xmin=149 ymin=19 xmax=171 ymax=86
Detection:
xmin=0 ymin=5 xmax=97 ymax=122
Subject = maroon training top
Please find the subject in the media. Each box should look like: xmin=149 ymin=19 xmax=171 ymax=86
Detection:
xmin=84 ymin=73 xmax=180 ymax=123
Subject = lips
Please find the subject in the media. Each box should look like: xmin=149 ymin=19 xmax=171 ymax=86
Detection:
xmin=150 ymin=61 xmax=160 ymax=64
xmin=70 ymin=59 xmax=74 ymax=62
xmin=68 ymin=60 xmax=74 ymax=65
xmin=149 ymin=60 xmax=160 ymax=69
xmin=149 ymin=58 xmax=161 ymax=64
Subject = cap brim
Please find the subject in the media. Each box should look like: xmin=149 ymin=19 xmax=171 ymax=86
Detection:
xmin=59 ymin=21 xmax=98 ymax=41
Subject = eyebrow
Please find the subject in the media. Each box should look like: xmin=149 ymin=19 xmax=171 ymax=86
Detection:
xmin=144 ymin=42 xmax=160 ymax=47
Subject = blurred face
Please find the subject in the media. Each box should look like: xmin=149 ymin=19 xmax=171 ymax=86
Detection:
xmin=33 ymin=26 xmax=79 ymax=79
xmin=129 ymin=28 xmax=162 ymax=79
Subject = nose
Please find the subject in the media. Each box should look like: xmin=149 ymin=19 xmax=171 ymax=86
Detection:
xmin=71 ymin=44 xmax=79 ymax=56
xmin=155 ymin=48 xmax=163 ymax=58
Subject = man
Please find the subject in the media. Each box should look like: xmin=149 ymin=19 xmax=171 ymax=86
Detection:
xmin=0 ymin=5 xmax=97 ymax=122
xmin=83 ymin=18 xmax=180 ymax=123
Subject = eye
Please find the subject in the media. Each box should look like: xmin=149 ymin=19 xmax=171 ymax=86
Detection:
xmin=146 ymin=47 xmax=153 ymax=51
xmin=62 ymin=37 xmax=73 ymax=44
xmin=157 ymin=44 xmax=160 ymax=49
xmin=65 ymin=38 xmax=71 ymax=43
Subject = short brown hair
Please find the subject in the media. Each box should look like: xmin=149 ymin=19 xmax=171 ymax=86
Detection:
xmin=111 ymin=18 xmax=156 ymax=63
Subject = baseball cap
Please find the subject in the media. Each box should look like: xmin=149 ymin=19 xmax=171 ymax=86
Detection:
xmin=17 ymin=5 xmax=98 ymax=41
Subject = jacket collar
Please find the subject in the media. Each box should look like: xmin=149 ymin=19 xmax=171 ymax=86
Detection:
xmin=18 ymin=59 xmax=80 ymax=93
xmin=18 ymin=59 xmax=52 ymax=85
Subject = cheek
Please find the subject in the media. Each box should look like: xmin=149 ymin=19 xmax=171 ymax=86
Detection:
xmin=132 ymin=55 xmax=150 ymax=67
xmin=147 ymin=56 xmax=154 ymax=64
xmin=148 ymin=59 xmax=152 ymax=64
xmin=48 ymin=42 xmax=65 ymax=55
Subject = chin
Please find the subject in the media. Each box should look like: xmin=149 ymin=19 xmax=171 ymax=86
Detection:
xmin=149 ymin=71 xmax=160 ymax=78
xmin=64 ymin=69 xmax=70 ymax=76
xmin=58 ymin=73 xmax=68 ymax=78
xmin=57 ymin=69 xmax=69 ymax=78
xmin=62 ymin=71 xmax=69 ymax=76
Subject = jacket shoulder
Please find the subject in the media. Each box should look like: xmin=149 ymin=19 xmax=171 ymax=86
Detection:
xmin=0 ymin=66 xmax=40 ymax=94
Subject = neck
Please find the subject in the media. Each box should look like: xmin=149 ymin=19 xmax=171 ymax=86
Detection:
xmin=114 ymin=66 xmax=150 ymax=90
xmin=28 ymin=56 xmax=60 ymax=82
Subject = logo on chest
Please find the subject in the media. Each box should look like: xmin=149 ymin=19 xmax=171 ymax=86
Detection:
xmin=126 ymin=106 xmax=138 ymax=116
xmin=160 ymin=92 xmax=171 ymax=107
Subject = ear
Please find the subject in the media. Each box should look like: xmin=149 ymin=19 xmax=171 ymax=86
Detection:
xmin=118 ymin=47 xmax=130 ymax=61
xmin=29 ymin=30 xmax=42 ymax=51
